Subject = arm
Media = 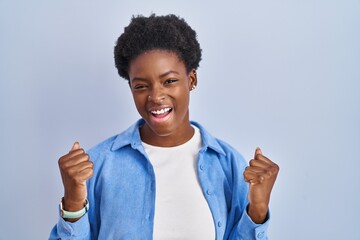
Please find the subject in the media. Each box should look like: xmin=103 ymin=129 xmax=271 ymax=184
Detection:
xmin=229 ymin=148 xmax=279 ymax=240
xmin=244 ymin=148 xmax=279 ymax=224
xmin=48 ymin=142 xmax=94 ymax=239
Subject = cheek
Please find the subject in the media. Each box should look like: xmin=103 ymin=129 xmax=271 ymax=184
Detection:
xmin=132 ymin=94 xmax=146 ymax=111
xmin=177 ymin=91 xmax=190 ymax=109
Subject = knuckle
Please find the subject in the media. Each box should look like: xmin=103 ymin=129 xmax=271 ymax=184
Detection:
xmin=259 ymin=176 xmax=264 ymax=183
xmin=88 ymin=169 xmax=94 ymax=177
xmin=59 ymin=162 xmax=67 ymax=171
xmin=66 ymin=168 xmax=73 ymax=175
xmin=73 ymin=149 xmax=84 ymax=155
xmin=58 ymin=156 xmax=66 ymax=164
xmin=271 ymin=164 xmax=280 ymax=174
xmin=265 ymin=169 xmax=272 ymax=178
xmin=61 ymin=161 xmax=72 ymax=170
xmin=67 ymin=167 xmax=77 ymax=176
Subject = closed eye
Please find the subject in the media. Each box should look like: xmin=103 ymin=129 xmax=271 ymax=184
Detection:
xmin=133 ymin=84 xmax=147 ymax=90
xmin=164 ymin=79 xmax=178 ymax=85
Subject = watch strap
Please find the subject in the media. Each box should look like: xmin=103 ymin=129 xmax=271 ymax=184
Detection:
xmin=60 ymin=198 xmax=89 ymax=219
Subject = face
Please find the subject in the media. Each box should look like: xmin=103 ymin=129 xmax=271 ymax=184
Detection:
xmin=128 ymin=50 xmax=197 ymax=147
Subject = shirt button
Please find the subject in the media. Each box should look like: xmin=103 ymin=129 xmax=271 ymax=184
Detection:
xmin=199 ymin=165 xmax=205 ymax=171
xmin=257 ymin=231 xmax=264 ymax=239
xmin=206 ymin=190 xmax=212 ymax=195
xmin=217 ymin=221 xmax=222 ymax=227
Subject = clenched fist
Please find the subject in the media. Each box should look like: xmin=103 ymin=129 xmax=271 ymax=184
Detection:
xmin=58 ymin=142 xmax=94 ymax=220
xmin=244 ymin=147 xmax=279 ymax=223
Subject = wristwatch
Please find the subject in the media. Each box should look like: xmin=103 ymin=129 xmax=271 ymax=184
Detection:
xmin=60 ymin=198 xmax=89 ymax=219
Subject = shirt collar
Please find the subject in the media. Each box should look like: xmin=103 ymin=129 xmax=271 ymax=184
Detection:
xmin=111 ymin=119 xmax=144 ymax=151
xmin=111 ymin=119 xmax=226 ymax=156
xmin=191 ymin=121 xmax=226 ymax=156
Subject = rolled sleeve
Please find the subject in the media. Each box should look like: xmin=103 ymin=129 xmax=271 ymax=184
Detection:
xmin=234 ymin=207 xmax=270 ymax=240
xmin=49 ymin=211 xmax=90 ymax=240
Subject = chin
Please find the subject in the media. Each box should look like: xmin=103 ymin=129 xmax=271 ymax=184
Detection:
xmin=147 ymin=124 xmax=175 ymax=137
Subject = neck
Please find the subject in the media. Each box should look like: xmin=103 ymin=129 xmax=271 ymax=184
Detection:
xmin=140 ymin=123 xmax=194 ymax=147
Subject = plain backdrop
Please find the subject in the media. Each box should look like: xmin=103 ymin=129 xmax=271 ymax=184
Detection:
xmin=1 ymin=1 xmax=359 ymax=239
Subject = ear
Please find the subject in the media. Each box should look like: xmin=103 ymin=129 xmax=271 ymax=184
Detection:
xmin=188 ymin=69 xmax=198 ymax=91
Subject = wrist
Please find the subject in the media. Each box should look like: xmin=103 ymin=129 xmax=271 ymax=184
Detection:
xmin=247 ymin=203 xmax=268 ymax=224
xmin=63 ymin=195 xmax=86 ymax=212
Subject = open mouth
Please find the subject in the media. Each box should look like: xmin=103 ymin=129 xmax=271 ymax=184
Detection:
xmin=150 ymin=107 xmax=173 ymax=118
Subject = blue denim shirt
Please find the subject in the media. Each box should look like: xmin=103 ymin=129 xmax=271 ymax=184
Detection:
xmin=49 ymin=119 xmax=269 ymax=240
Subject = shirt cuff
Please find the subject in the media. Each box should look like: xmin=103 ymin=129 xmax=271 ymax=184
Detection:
xmin=237 ymin=206 xmax=270 ymax=240
xmin=56 ymin=210 xmax=90 ymax=239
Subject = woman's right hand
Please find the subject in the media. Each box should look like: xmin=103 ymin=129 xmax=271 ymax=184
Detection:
xmin=58 ymin=142 xmax=94 ymax=214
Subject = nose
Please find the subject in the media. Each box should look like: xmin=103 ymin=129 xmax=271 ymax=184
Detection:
xmin=148 ymin=86 xmax=165 ymax=103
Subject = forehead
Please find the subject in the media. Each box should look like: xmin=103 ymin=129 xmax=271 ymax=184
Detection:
xmin=128 ymin=50 xmax=186 ymax=77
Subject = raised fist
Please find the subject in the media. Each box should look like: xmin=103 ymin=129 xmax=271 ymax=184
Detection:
xmin=58 ymin=142 xmax=94 ymax=214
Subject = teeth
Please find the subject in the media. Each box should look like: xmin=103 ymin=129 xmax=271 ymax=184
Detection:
xmin=151 ymin=108 xmax=171 ymax=115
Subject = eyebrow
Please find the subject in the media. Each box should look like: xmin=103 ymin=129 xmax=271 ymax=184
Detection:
xmin=159 ymin=70 xmax=180 ymax=78
xmin=131 ymin=70 xmax=180 ymax=82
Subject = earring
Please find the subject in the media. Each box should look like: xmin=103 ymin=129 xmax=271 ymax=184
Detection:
xmin=191 ymin=85 xmax=196 ymax=90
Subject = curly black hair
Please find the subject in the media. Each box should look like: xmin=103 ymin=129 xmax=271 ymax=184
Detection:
xmin=114 ymin=14 xmax=202 ymax=81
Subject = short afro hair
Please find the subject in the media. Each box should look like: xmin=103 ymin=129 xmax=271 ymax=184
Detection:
xmin=114 ymin=14 xmax=202 ymax=81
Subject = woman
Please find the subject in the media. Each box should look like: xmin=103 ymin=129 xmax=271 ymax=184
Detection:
xmin=50 ymin=14 xmax=279 ymax=239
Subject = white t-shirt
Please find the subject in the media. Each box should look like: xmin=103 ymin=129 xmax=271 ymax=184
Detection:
xmin=142 ymin=126 xmax=215 ymax=239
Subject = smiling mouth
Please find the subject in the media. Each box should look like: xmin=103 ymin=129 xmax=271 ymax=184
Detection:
xmin=150 ymin=107 xmax=173 ymax=118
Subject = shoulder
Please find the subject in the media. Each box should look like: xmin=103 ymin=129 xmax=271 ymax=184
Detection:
xmin=214 ymin=138 xmax=248 ymax=174
xmin=217 ymin=138 xmax=245 ymax=160
xmin=192 ymin=120 xmax=247 ymax=166
xmin=86 ymin=119 xmax=143 ymax=162
xmin=87 ymin=134 xmax=118 ymax=159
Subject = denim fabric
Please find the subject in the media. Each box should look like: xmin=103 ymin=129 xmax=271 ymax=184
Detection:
xmin=49 ymin=119 xmax=269 ymax=240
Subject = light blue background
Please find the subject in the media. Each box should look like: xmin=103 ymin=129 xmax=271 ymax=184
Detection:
xmin=1 ymin=1 xmax=359 ymax=239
